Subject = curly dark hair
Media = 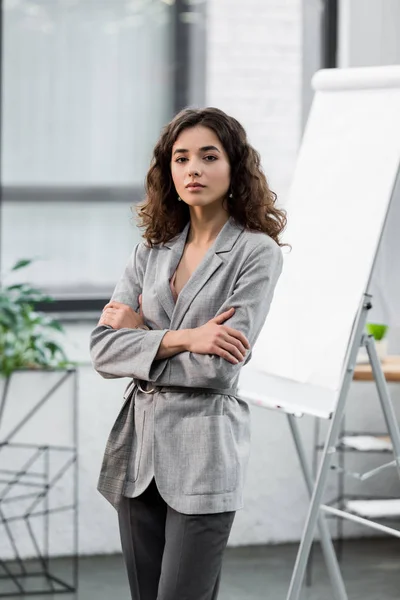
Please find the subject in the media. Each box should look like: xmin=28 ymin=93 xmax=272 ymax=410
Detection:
xmin=135 ymin=107 xmax=287 ymax=247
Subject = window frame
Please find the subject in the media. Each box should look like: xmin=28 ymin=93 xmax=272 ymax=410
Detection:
xmin=302 ymin=0 xmax=338 ymax=131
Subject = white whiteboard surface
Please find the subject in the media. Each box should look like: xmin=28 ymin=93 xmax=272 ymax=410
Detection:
xmin=238 ymin=368 xmax=337 ymax=420
xmin=239 ymin=66 xmax=400 ymax=418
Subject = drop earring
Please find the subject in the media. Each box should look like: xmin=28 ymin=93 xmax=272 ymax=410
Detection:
xmin=177 ymin=195 xmax=182 ymax=202
xmin=229 ymin=192 xmax=233 ymax=199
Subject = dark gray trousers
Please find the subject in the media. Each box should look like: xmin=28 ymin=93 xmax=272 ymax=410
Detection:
xmin=118 ymin=478 xmax=236 ymax=600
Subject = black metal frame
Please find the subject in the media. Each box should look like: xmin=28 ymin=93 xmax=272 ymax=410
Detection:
xmin=174 ymin=0 xmax=191 ymax=114
xmin=322 ymin=0 xmax=338 ymax=69
xmin=34 ymin=297 xmax=110 ymax=316
xmin=0 ymin=368 xmax=78 ymax=597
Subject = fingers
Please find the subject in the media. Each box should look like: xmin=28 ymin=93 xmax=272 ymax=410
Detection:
xmin=214 ymin=341 xmax=245 ymax=364
xmin=223 ymin=326 xmax=250 ymax=350
xmin=99 ymin=314 xmax=114 ymax=327
xmin=220 ymin=332 xmax=248 ymax=358
xmin=101 ymin=308 xmax=117 ymax=318
xmin=212 ymin=307 xmax=235 ymax=324
xmin=103 ymin=300 xmax=132 ymax=311
xmin=103 ymin=301 xmax=121 ymax=310
xmin=221 ymin=335 xmax=248 ymax=362
xmin=99 ymin=307 xmax=117 ymax=327
xmin=104 ymin=299 xmax=142 ymax=316
xmin=212 ymin=329 xmax=250 ymax=364
xmin=211 ymin=308 xmax=251 ymax=359
xmin=100 ymin=299 xmax=145 ymax=332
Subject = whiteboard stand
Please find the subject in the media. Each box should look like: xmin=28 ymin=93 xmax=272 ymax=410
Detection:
xmin=285 ymin=292 xmax=400 ymax=600
xmin=286 ymin=414 xmax=348 ymax=600
xmin=239 ymin=291 xmax=400 ymax=600
xmin=235 ymin=64 xmax=400 ymax=600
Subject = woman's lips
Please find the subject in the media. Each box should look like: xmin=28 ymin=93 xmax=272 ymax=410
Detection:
xmin=186 ymin=184 xmax=205 ymax=190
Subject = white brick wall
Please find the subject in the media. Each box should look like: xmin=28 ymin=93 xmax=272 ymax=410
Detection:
xmin=206 ymin=0 xmax=302 ymax=203
xmin=206 ymin=0 xmax=311 ymax=548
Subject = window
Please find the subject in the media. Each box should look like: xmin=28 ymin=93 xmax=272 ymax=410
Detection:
xmin=0 ymin=0 xmax=206 ymax=315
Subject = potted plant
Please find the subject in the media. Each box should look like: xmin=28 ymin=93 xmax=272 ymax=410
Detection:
xmin=366 ymin=322 xmax=389 ymax=361
xmin=356 ymin=322 xmax=389 ymax=364
xmin=0 ymin=259 xmax=78 ymax=595
xmin=0 ymin=258 xmax=73 ymax=377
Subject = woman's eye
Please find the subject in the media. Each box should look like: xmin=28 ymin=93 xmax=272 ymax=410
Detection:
xmin=175 ymin=155 xmax=217 ymax=163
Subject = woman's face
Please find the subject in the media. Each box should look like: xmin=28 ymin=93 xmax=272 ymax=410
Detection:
xmin=170 ymin=125 xmax=231 ymax=210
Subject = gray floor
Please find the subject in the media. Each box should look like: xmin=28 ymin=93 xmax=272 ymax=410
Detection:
xmin=1 ymin=538 xmax=399 ymax=599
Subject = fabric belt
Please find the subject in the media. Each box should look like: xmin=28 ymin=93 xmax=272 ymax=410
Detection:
xmin=129 ymin=378 xmax=238 ymax=397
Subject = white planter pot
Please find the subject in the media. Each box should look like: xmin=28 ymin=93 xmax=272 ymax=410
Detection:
xmin=375 ymin=338 xmax=388 ymax=361
xmin=356 ymin=338 xmax=388 ymax=364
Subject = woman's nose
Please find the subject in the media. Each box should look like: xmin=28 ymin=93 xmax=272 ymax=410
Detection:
xmin=187 ymin=161 xmax=202 ymax=176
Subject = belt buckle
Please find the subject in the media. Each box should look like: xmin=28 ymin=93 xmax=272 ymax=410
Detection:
xmin=137 ymin=380 xmax=156 ymax=394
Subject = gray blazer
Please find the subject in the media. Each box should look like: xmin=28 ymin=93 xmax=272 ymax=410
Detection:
xmin=90 ymin=216 xmax=283 ymax=513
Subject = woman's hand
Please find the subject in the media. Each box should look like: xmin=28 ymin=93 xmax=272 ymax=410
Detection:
xmin=98 ymin=296 xmax=146 ymax=330
xmin=186 ymin=307 xmax=251 ymax=364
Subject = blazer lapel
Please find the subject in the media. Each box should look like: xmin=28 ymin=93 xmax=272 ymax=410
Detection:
xmin=155 ymin=220 xmax=191 ymax=321
xmin=170 ymin=216 xmax=244 ymax=330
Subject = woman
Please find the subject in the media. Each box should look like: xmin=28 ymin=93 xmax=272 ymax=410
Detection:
xmin=90 ymin=107 xmax=286 ymax=600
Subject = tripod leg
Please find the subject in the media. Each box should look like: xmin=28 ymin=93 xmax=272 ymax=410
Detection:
xmin=366 ymin=337 xmax=400 ymax=481
xmin=287 ymin=415 xmax=348 ymax=600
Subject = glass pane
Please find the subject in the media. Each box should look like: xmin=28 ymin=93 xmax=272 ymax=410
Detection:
xmin=1 ymin=0 xmax=174 ymax=299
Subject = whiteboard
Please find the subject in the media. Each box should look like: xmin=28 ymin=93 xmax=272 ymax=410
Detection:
xmin=238 ymin=66 xmax=400 ymax=419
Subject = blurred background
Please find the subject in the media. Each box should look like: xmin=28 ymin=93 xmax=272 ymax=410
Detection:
xmin=1 ymin=0 xmax=400 ymax=598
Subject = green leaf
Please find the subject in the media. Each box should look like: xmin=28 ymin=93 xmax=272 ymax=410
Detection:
xmin=11 ymin=259 xmax=33 ymax=271
xmin=0 ymin=306 xmax=19 ymax=327
xmin=47 ymin=320 xmax=64 ymax=333
xmin=44 ymin=341 xmax=60 ymax=355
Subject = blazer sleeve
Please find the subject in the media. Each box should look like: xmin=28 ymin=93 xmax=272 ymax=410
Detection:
xmin=145 ymin=239 xmax=283 ymax=389
xmin=89 ymin=242 xmax=170 ymax=380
